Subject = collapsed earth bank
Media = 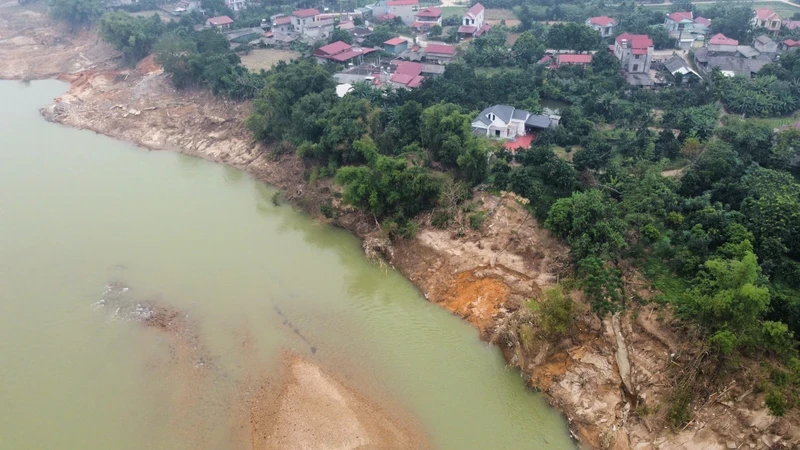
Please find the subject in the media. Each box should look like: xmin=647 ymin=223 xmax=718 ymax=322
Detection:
xmin=2 ymin=5 xmax=798 ymax=448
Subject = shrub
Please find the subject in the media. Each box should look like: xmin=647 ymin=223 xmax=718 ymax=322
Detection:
xmin=469 ymin=211 xmax=487 ymax=230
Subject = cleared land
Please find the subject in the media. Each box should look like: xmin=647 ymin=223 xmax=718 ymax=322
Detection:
xmin=440 ymin=6 xmax=467 ymax=18
xmin=485 ymin=8 xmax=521 ymax=27
xmin=240 ymin=48 xmax=301 ymax=72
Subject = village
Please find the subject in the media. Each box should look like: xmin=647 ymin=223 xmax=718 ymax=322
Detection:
xmin=150 ymin=0 xmax=800 ymax=151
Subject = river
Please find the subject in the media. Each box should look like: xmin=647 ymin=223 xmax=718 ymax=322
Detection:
xmin=0 ymin=80 xmax=575 ymax=450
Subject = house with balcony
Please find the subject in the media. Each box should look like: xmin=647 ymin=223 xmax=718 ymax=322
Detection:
xmin=413 ymin=7 xmax=442 ymax=32
xmin=664 ymin=11 xmax=711 ymax=49
xmin=585 ymin=16 xmax=616 ymax=38
xmin=613 ymin=32 xmax=654 ymax=86
xmin=290 ymin=8 xmax=335 ymax=39
xmin=458 ymin=3 xmax=490 ymax=38
xmin=753 ymin=8 xmax=782 ymax=33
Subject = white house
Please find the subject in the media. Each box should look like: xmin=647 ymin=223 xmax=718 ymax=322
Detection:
xmin=753 ymin=8 xmax=782 ymax=33
xmin=289 ymin=8 xmax=334 ymax=38
xmin=585 ymin=16 xmax=616 ymax=38
xmin=471 ymin=105 xmax=558 ymax=141
xmin=372 ymin=0 xmax=419 ymax=26
xmin=458 ymin=3 xmax=490 ymax=38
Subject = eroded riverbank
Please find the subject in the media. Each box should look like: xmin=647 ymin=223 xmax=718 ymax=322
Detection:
xmin=3 ymin=3 xmax=799 ymax=447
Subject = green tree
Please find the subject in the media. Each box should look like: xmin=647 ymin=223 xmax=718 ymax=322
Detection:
xmin=335 ymin=138 xmax=443 ymax=221
xmin=512 ymin=30 xmax=545 ymax=65
xmin=329 ymin=28 xmax=354 ymax=45
xmin=578 ymin=257 xmax=624 ymax=316
xmin=50 ymin=0 xmax=104 ymax=26
xmin=678 ymin=251 xmax=771 ymax=353
xmin=99 ymin=12 xmax=163 ymax=64
xmin=154 ymin=31 xmax=198 ymax=88
xmin=545 ymin=23 xmax=600 ymax=52
xmin=545 ymin=189 xmax=627 ymax=260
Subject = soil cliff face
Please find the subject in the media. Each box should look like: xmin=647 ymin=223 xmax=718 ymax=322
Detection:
xmin=3 ymin=5 xmax=799 ymax=448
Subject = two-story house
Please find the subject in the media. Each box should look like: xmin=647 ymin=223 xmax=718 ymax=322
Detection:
xmin=458 ymin=3 xmax=490 ymax=38
xmin=372 ymin=0 xmax=419 ymax=26
xmin=585 ymin=16 xmax=616 ymax=38
xmin=753 ymin=8 xmax=782 ymax=33
xmin=413 ymin=7 xmax=442 ymax=31
xmin=614 ymin=32 xmax=654 ymax=73
xmin=613 ymin=32 xmax=654 ymax=86
xmin=290 ymin=8 xmax=335 ymax=39
xmin=664 ymin=11 xmax=693 ymax=33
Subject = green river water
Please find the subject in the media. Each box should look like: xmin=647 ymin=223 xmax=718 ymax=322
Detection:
xmin=0 ymin=80 xmax=575 ymax=450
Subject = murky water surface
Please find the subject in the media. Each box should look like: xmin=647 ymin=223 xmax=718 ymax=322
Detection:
xmin=0 ymin=80 xmax=575 ymax=449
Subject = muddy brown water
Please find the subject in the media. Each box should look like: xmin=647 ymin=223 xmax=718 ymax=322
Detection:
xmin=0 ymin=80 xmax=576 ymax=449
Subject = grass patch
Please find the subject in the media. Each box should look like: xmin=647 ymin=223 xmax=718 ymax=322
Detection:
xmin=554 ymin=145 xmax=579 ymax=162
xmin=474 ymin=66 xmax=523 ymax=77
xmin=752 ymin=112 xmax=800 ymax=130
xmin=440 ymin=6 xmax=467 ymax=18
xmin=643 ymin=257 xmax=689 ymax=305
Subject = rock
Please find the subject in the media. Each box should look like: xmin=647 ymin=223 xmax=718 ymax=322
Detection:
xmin=727 ymin=441 xmax=737 ymax=449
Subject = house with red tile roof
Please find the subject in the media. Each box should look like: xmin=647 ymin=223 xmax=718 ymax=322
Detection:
xmin=314 ymin=41 xmax=379 ymax=65
xmin=424 ymin=43 xmax=456 ymax=64
xmin=708 ymin=33 xmax=739 ymax=52
xmin=390 ymin=61 xmax=426 ymax=89
xmin=556 ymin=53 xmax=593 ymax=66
xmin=694 ymin=16 xmax=712 ymax=27
xmin=207 ymin=15 xmax=234 ymax=30
xmin=372 ymin=0 xmax=419 ymax=25
xmin=753 ymin=8 xmax=781 ymax=32
xmin=458 ymin=3 xmax=490 ymax=38
xmin=413 ymin=7 xmax=442 ymax=31
xmin=585 ymin=16 xmax=616 ymax=37
xmin=665 ymin=11 xmax=693 ymax=33
xmin=781 ymin=39 xmax=800 ymax=51
xmin=613 ymin=33 xmax=654 ymax=85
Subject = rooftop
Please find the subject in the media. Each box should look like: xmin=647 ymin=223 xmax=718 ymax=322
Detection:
xmin=273 ymin=16 xmax=291 ymax=25
xmin=207 ymin=15 xmax=233 ymax=25
xmin=316 ymin=41 xmax=352 ymax=56
xmin=616 ymin=32 xmax=653 ymax=50
xmin=466 ymin=3 xmax=484 ymax=18
xmin=709 ymin=33 xmax=738 ymax=46
xmin=755 ymin=35 xmax=774 ymax=44
xmin=384 ymin=37 xmax=406 ymax=46
xmin=416 ymin=7 xmax=442 ymax=17
xmin=694 ymin=16 xmax=711 ymax=26
xmin=291 ymin=8 xmax=320 ymax=18
xmin=557 ymin=54 xmax=592 ymax=64
xmin=667 ymin=11 xmax=693 ymax=23
xmin=426 ymin=43 xmax=456 ymax=55
xmin=755 ymin=8 xmax=779 ymax=20
xmin=588 ymin=16 xmax=616 ymax=27
xmin=395 ymin=61 xmax=423 ymax=76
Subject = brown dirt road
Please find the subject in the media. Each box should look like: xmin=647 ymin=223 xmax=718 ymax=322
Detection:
xmin=2 ymin=4 xmax=799 ymax=448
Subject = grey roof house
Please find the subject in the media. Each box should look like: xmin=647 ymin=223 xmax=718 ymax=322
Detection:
xmin=471 ymin=105 xmax=559 ymax=142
